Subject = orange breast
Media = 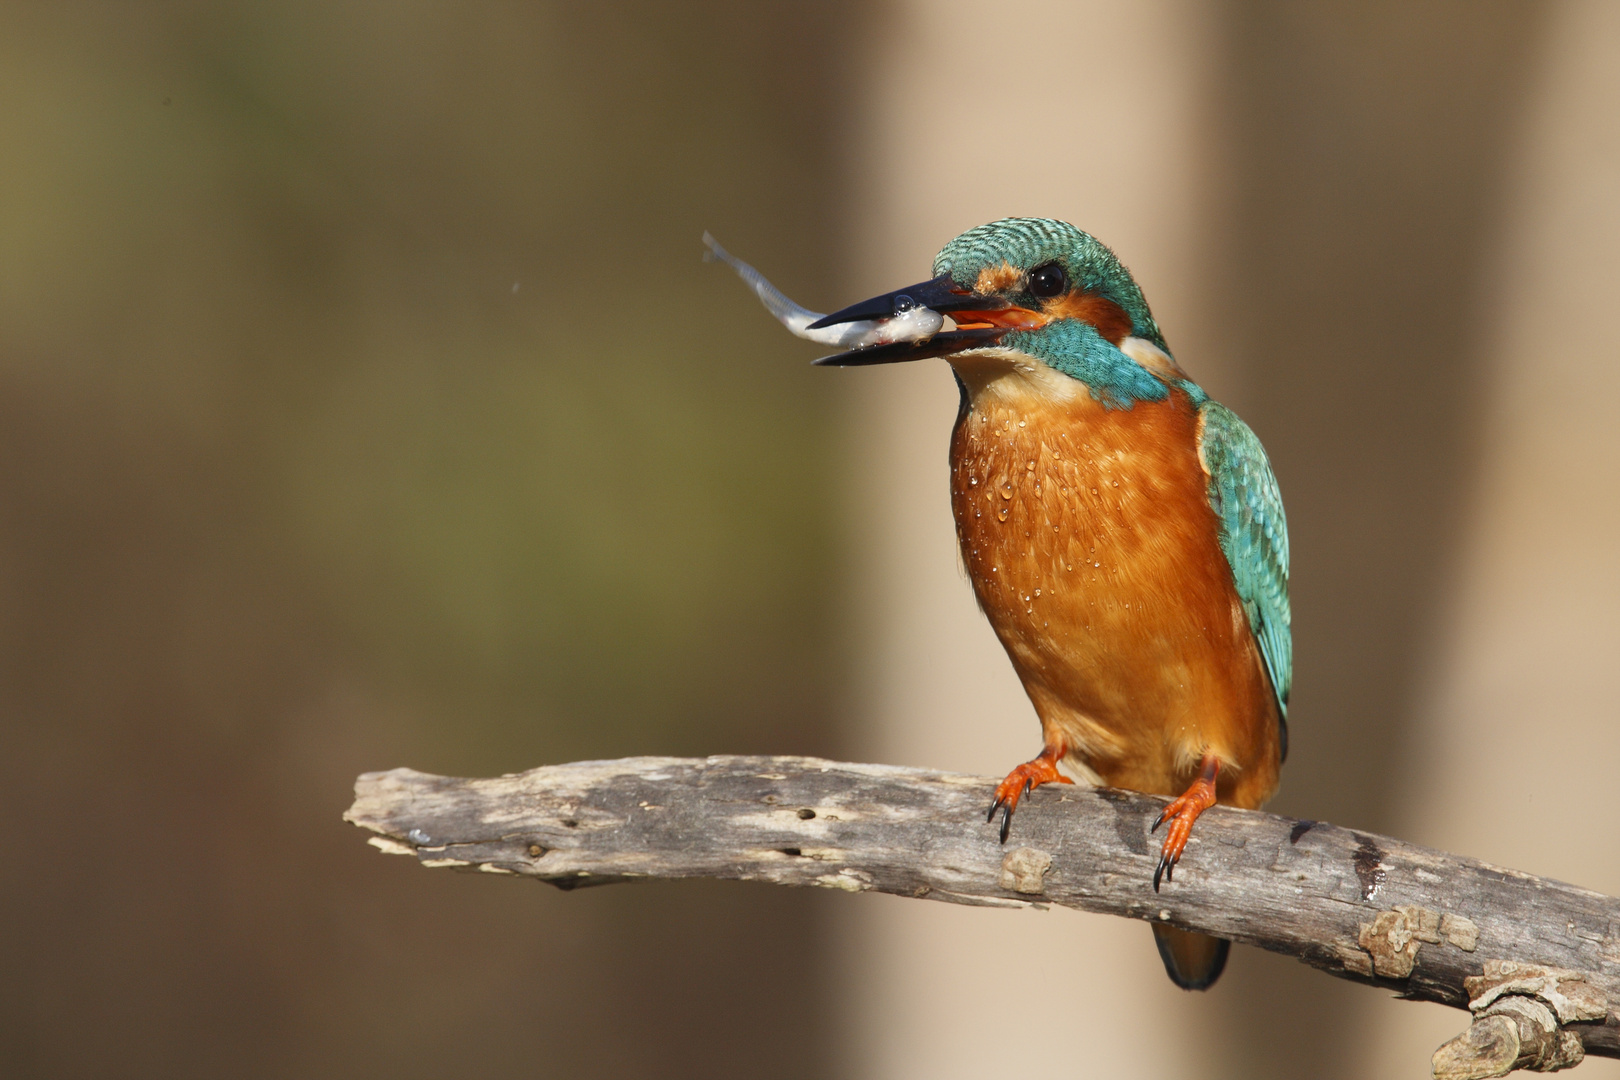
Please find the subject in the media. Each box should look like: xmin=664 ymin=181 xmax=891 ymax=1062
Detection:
xmin=949 ymin=374 xmax=1280 ymax=808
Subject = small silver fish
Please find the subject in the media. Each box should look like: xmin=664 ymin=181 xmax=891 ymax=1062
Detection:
xmin=703 ymin=233 xmax=944 ymax=349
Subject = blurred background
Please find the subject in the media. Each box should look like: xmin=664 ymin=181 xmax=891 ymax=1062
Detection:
xmin=1 ymin=3 xmax=1615 ymax=1078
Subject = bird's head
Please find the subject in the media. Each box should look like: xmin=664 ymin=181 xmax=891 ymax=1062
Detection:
xmin=812 ymin=218 xmax=1186 ymax=408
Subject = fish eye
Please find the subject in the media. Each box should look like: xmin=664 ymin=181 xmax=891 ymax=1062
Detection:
xmin=1028 ymin=263 xmax=1067 ymax=299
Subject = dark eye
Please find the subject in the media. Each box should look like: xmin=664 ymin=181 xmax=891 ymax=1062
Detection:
xmin=1028 ymin=263 xmax=1067 ymax=299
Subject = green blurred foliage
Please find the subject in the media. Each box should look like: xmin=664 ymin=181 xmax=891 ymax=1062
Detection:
xmin=1 ymin=2 xmax=849 ymax=763
xmin=0 ymin=3 xmax=858 ymax=1076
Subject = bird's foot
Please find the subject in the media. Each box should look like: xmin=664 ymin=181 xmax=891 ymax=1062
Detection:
xmin=1151 ymin=754 xmax=1220 ymax=892
xmin=987 ymin=747 xmax=1073 ymax=844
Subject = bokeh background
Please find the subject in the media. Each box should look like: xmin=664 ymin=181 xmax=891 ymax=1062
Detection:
xmin=2 ymin=3 xmax=1616 ymax=1078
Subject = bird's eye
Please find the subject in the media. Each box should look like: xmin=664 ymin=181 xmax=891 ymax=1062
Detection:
xmin=1028 ymin=263 xmax=1067 ymax=299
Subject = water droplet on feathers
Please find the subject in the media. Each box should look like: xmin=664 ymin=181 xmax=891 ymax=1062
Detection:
xmin=996 ymin=507 xmax=1009 ymax=522
xmin=1000 ymin=484 xmax=1014 ymax=500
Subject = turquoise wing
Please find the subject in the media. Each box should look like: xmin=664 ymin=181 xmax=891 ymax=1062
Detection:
xmin=1197 ymin=402 xmax=1291 ymax=735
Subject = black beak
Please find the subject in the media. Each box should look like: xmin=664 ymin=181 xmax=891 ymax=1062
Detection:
xmin=812 ymin=327 xmax=1006 ymax=367
xmin=806 ymin=273 xmax=1013 ymax=367
xmin=805 ymin=273 xmax=1004 ymax=330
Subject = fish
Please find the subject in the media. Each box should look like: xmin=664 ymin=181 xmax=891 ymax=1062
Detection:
xmin=702 ymin=232 xmax=945 ymax=349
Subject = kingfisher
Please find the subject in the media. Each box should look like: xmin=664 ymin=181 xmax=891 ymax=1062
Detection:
xmin=707 ymin=219 xmax=1290 ymax=991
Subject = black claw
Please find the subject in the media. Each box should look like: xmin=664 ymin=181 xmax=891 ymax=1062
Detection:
xmin=987 ymin=798 xmax=1001 ymax=824
xmin=1153 ymin=849 xmax=1180 ymax=891
xmin=1151 ymin=808 xmax=1167 ymax=833
xmin=999 ymin=803 xmax=1012 ymax=844
xmin=1022 ymin=778 xmax=1032 ymax=798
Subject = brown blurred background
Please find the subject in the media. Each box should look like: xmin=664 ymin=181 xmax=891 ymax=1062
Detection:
xmin=2 ymin=4 xmax=1616 ymax=1079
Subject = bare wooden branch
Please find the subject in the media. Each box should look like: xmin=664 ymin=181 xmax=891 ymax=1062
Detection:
xmin=345 ymin=755 xmax=1620 ymax=1074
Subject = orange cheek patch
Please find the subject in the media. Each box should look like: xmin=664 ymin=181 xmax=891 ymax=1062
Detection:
xmin=1048 ymin=292 xmax=1133 ymax=344
xmin=966 ymin=262 xmax=1134 ymax=345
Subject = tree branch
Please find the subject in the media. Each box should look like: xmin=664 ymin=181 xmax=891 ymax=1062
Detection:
xmin=345 ymin=755 xmax=1620 ymax=1075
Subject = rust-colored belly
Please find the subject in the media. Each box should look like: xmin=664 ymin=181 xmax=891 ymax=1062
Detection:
xmin=949 ymin=374 xmax=1279 ymax=808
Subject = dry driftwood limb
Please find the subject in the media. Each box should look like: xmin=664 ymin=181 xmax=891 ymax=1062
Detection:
xmin=345 ymin=754 xmax=1620 ymax=1074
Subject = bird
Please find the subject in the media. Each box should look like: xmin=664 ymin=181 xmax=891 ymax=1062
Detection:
xmin=800 ymin=218 xmax=1291 ymax=991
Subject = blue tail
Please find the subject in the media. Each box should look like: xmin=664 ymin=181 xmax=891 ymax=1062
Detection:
xmin=1151 ymin=924 xmax=1230 ymax=990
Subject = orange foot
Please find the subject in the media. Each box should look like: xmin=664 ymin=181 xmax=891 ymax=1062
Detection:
xmin=987 ymin=745 xmax=1074 ymax=843
xmin=1151 ymin=753 xmax=1220 ymax=892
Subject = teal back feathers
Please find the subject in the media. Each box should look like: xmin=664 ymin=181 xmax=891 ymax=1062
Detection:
xmin=1198 ymin=403 xmax=1292 ymax=725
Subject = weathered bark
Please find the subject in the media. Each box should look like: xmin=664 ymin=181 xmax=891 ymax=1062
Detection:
xmin=345 ymin=755 xmax=1620 ymax=1073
